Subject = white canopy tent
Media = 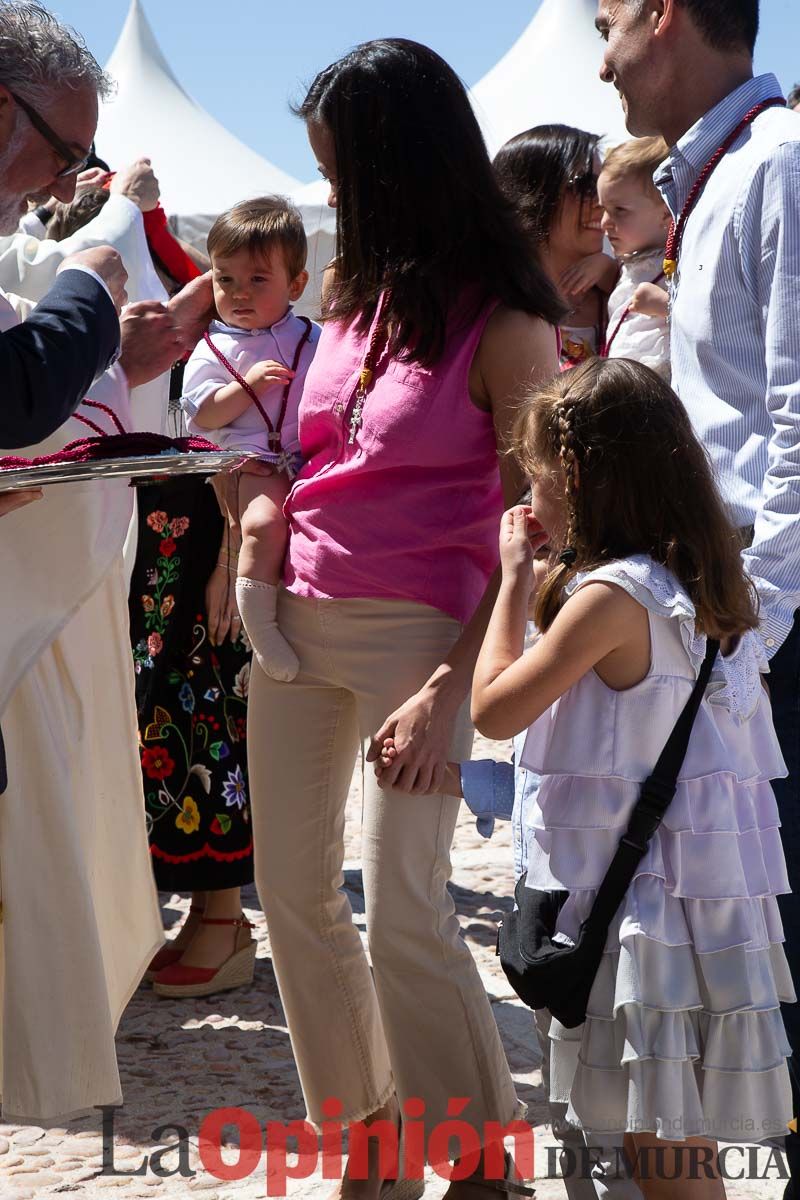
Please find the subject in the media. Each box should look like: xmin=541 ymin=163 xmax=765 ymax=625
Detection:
xmin=95 ymin=1 xmax=335 ymax=316
xmin=470 ymin=0 xmax=631 ymax=157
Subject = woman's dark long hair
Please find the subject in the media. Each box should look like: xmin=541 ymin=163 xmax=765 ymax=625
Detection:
xmin=494 ymin=125 xmax=600 ymax=246
xmin=295 ymin=39 xmax=564 ymax=365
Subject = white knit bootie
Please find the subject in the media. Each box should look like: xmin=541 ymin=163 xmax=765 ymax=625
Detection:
xmin=235 ymin=579 xmax=299 ymax=682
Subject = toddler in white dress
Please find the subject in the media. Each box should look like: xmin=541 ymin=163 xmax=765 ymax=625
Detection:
xmin=471 ymin=357 xmax=794 ymax=1198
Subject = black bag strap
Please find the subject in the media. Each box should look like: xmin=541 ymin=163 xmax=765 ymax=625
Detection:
xmin=587 ymin=638 xmax=719 ymax=930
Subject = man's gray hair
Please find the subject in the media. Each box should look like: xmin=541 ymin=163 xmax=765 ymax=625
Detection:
xmin=0 ymin=1 xmax=112 ymax=106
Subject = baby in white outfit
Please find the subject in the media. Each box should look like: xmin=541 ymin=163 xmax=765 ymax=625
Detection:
xmin=597 ymin=137 xmax=672 ymax=378
xmin=182 ymin=197 xmax=320 ymax=681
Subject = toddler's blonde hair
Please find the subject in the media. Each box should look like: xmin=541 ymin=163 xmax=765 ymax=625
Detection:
xmin=600 ymin=137 xmax=670 ymax=204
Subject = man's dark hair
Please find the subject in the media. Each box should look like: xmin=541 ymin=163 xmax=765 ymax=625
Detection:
xmin=788 ymin=82 xmax=800 ymax=109
xmin=677 ymin=0 xmax=759 ymax=55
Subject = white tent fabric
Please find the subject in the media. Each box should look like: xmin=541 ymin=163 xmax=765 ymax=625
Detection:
xmin=94 ymin=0 xmax=341 ymax=314
xmin=290 ymin=181 xmax=336 ymax=317
xmin=470 ymin=0 xmax=631 ymax=157
xmin=95 ymin=0 xmax=300 ymax=248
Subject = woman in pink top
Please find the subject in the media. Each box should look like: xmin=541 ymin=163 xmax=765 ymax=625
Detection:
xmin=248 ymin=39 xmax=561 ymax=1199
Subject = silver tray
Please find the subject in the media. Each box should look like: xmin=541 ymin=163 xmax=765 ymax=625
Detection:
xmin=0 ymin=450 xmax=259 ymax=491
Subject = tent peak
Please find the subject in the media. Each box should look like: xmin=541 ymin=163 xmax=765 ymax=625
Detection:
xmin=108 ymin=0 xmax=184 ymax=94
xmin=471 ymin=0 xmax=629 ymax=154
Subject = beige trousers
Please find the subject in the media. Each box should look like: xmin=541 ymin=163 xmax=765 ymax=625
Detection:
xmin=248 ymin=590 xmax=522 ymax=1140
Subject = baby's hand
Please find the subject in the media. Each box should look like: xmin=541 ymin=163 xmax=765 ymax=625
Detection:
xmin=560 ymin=252 xmax=617 ymax=300
xmin=376 ymin=737 xmax=398 ymax=771
xmin=376 ymin=739 xmax=463 ymax=798
xmin=629 ymin=282 xmax=669 ymax=319
xmin=374 ymin=738 xmax=397 ymax=788
xmin=244 ymin=359 xmax=295 ymax=398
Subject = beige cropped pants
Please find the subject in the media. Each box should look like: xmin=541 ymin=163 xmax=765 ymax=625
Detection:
xmin=248 ymin=590 xmax=522 ymax=1142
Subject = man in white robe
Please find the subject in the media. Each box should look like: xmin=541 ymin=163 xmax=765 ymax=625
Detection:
xmin=0 ymin=0 xmax=213 ymax=1121
xmin=0 ymin=301 xmax=164 ymax=1119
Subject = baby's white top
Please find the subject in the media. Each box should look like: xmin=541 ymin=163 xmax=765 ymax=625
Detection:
xmin=181 ymin=308 xmax=321 ymax=455
xmin=606 ymin=247 xmax=671 ymax=379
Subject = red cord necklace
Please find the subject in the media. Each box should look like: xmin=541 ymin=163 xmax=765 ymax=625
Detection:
xmin=600 ymin=267 xmax=665 ymax=358
xmin=203 ymin=316 xmax=314 ymax=455
xmin=347 ymin=292 xmax=391 ymax=445
xmin=663 ymin=95 xmax=785 ymax=280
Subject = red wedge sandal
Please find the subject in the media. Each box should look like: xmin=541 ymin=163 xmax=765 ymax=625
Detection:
xmin=143 ymin=902 xmax=205 ymax=983
xmin=152 ymin=915 xmax=256 ymax=998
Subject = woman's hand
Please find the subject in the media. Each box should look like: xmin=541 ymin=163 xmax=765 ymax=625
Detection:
xmin=205 ymin=564 xmax=241 ymax=646
xmin=500 ymin=506 xmax=548 ymax=591
xmin=367 ymin=683 xmax=461 ymax=796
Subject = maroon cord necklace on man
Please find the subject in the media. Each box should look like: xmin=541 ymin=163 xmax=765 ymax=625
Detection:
xmin=663 ymin=95 xmax=786 ymax=280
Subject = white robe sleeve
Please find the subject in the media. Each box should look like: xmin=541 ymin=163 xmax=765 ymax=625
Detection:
xmin=17 ymin=210 xmax=48 ymax=239
xmin=0 ymin=195 xmax=167 ymax=307
xmin=0 ymin=292 xmax=134 ymax=717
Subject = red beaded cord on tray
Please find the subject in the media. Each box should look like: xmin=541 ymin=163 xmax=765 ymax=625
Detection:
xmin=0 ymin=396 xmax=220 ymax=470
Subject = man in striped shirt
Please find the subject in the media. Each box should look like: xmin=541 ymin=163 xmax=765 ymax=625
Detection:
xmin=597 ymin=0 xmax=800 ymax=1190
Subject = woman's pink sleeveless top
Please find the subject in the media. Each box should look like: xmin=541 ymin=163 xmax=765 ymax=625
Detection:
xmin=284 ymin=296 xmax=504 ymax=625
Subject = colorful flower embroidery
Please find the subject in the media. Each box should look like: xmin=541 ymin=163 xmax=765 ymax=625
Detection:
xmin=190 ymin=763 xmax=212 ymax=793
xmin=176 ymin=797 xmax=201 ymax=834
xmin=137 ymin=512 xmax=186 ymax=652
xmin=135 ymin=499 xmax=252 ymax=870
xmin=222 ymin=765 xmax=247 ymax=809
xmin=142 ymin=746 xmax=175 ymax=780
xmin=147 ymin=511 xmax=168 ymax=533
xmin=233 ymin=663 xmax=250 ymax=700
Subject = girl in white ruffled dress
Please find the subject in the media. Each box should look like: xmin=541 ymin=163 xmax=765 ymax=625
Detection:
xmin=472 ymin=357 xmax=795 ymax=1199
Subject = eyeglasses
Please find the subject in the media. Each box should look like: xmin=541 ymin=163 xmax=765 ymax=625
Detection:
xmin=567 ymin=169 xmax=600 ymax=201
xmin=11 ymin=92 xmax=91 ymax=178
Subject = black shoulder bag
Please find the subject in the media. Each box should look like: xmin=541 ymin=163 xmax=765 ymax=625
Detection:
xmin=497 ymin=640 xmax=719 ymax=1029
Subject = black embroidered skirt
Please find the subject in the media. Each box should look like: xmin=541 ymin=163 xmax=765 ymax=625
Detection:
xmin=128 ymin=475 xmax=254 ymax=892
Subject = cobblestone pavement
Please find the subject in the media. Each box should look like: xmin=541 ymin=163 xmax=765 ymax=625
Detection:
xmin=0 ymin=737 xmax=788 ymax=1198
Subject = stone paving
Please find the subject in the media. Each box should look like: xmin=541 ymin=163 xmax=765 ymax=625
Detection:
xmin=0 ymin=736 xmax=788 ymax=1198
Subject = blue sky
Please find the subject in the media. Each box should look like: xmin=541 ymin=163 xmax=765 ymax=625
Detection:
xmin=50 ymin=0 xmax=800 ymax=183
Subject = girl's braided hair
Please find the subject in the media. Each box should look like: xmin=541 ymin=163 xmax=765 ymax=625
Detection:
xmin=513 ymin=357 xmax=759 ymax=638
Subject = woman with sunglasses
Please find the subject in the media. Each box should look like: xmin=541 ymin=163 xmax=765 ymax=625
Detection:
xmin=247 ymin=37 xmax=563 ymax=1200
xmin=494 ymin=126 xmax=609 ymax=369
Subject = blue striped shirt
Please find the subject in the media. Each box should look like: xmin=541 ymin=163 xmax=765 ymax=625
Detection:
xmin=655 ymin=75 xmax=800 ymax=656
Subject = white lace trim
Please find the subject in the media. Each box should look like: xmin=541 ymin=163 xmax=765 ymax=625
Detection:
xmin=565 ymin=555 xmax=767 ymax=720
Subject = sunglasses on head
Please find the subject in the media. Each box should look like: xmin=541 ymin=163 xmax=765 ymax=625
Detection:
xmin=567 ymin=168 xmax=600 ymax=200
xmin=12 ymin=92 xmax=91 ymax=178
